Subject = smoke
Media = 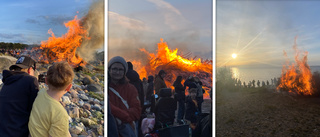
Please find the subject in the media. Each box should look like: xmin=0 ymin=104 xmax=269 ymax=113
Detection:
xmin=78 ymin=0 xmax=104 ymax=62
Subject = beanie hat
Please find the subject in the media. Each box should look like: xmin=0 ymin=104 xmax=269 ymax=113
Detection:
xmin=108 ymin=56 xmax=128 ymax=74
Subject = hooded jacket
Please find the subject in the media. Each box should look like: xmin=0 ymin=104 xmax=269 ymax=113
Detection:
xmin=126 ymin=68 xmax=144 ymax=110
xmin=154 ymin=75 xmax=167 ymax=95
xmin=0 ymin=70 xmax=39 ymax=136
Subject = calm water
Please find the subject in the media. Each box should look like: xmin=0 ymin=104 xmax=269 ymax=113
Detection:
xmin=230 ymin=66 xmax=320 ymax=84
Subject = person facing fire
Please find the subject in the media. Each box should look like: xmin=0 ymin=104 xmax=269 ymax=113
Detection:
xmin=126 ymin=61 xmax=144 ymax=137
xmin=154 ymin=69 xmax=167 ymax=96
xmin=0 ymin=55 xmax=39 ymax=137
xmin=194 ymin=76 xmax=205 ymax=114
xmin=28 ymin=61 xmax=74 ymax=137
xmin=173 ymin=75 xmax=186 ymax=125
xmin=108 ymin=56 xmax=141 ymax=137
xmin=185 ymin=88 xmax=200 ymax=130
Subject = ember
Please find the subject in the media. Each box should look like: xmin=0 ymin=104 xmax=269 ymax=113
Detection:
xmin=131 ymin=38 xmax=212 ymax=99
xmin=277 ymin=38 xmax=313 ymax=95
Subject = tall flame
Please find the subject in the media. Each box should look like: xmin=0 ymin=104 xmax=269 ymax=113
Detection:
xmin=131 ymin=38 xmax=212 ymax=98
xmin=38 ymin=15 xmax=89 ymax=67
xmin=277 ymin=38 xmax=313 ymax=95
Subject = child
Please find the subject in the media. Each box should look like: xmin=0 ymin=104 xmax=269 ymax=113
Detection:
xmin=185 ymin=88 xmax=199 ymax=129
xmin=28 ymin=61 xmax=74 ymax=137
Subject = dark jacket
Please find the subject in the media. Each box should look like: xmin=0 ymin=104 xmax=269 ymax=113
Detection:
xmin=185 ymin=96 xmax=199 ymax=123
xmin=173 ymin=79 xmax=185 ymax=101
xmin=146 ymin=76 xmax=154 ymax=102
xmin=0 ymin=70 xmax=39 ymax=137
xmin=154 ymin=75 xmax=166 ymax=94
xmin=126 ymin=69 xmax=144 ymax=110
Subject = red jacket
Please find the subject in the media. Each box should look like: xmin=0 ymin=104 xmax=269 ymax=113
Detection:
xmin=108 ymin=82 xmax=141 ymax=123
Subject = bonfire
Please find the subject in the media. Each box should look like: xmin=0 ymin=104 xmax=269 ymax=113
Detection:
xmin=132 ymin=38 xmax=212 ymax=98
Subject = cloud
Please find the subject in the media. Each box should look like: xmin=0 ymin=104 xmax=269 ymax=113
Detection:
xmin=39 ymin=15 xmax=73 ymax=25
xmin=146 ymin=0 xmax=190 ymax=30
xmin=108 ymin=11 xmax=149 ymax=31
xmin=0 ymin=33 xmax=24 ymax=39
xmin=25 ymin=19 xmax=40 ymax=24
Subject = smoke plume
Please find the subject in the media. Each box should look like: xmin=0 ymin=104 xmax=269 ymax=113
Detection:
xmin=78 ymin=0 xmax=104 ymax=62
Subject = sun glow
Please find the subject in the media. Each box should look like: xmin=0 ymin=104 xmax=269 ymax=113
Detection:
xmin=232 ymin=53 xmax=237 ymax=59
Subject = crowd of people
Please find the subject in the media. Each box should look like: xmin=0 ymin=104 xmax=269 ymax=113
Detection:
xmin=235 ymin=77 xmax=279 ymax=88
xmin=108 ymin=56 xmax=212 ymax=137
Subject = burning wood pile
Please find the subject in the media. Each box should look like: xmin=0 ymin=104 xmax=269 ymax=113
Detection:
xmin=132 ymin=38 xmax=212 ymax=98
xmin=277 ymin=38 xmax=314 ymax=95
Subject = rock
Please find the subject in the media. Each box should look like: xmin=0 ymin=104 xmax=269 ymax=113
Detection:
xmin=70 ymin=89 xmax=79 ymax=98
xmin=81 ymin=118 xmax=97 ymax=127
xmin=92 ymin=124 xmax=103 ymax=136
xmin=79 ymin=100 xmax=84 ymax=107
xmin=72 ymin=97 xmax=79 ymax=105
xmin=78 ymin=90 xmax=86 ymax=94
xmin=64 ymin=93 xmax=72 ymax=99
xmin=92 ymin=111 xmax=103 ymax=119
xmin=92 ymin=104 xmax=102 ymax=111
xmin=83 ymin=75 xmax=94 ymax=85
xmin=86 ymin=84 xmax=102 ymax=93
xmin=93 ymin=99 xmax=100 ymax=105
xmin=79 ymin=94 xmax=89 ymax=101
xmin=69 ymin=125 xmax=83 ymax=135
xmin=71 ymin=134 xmax=78 ymax=137
xmin=99 ymin=101 xmax=104 ymax=106
xmin=91 ymin=76 xmax=99 ymax=83
xmin=68 ymin=107 xmax=79 ymax=119
xmin=83 ymin=103 xmax=91 ymax=110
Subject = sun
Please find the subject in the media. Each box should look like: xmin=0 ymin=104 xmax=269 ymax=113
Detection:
xmin=232 ymin=53 xmax=237 ymax=59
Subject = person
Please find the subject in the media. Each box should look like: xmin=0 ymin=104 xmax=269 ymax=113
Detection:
xmin=108 ymin=56 xmax=141 ymax=137
xmin=28 ymin=61 xmax=73 ymax=136
xmin=173 ymin=76 xmax=186 ymax=124
xmin=108 ymin=100 xmax=119 ymax=137
xmin=126 ymin=61 xmax=144 ymax=137
xmin=257 ymin=80 xmax=260 ymax=87
xmin=154 ymin=70 xmax=167 ymax=95
xmin=146 ymin=75 xmax=155 ymax=113
xmin=0 ymin=55 xmax=39 ymax=136
xmin=184 ymin=76 xmax=197 ymax=90
xmin=142 ymin=77 xmax=148 ymax=101
xmin=126 ymin=61 xmax=144 ymax=111
xmin=185 ymin=88 xmax=199 ymax=130
xmin=194 ymin=77 xmax=204 ymax=114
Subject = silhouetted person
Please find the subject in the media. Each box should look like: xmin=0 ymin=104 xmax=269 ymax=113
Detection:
xmin=173 ymin=76 xmax=186 ymax=124
xmin=252 ymin=80 xmax=256 ymax=87
xmin=126 ymin=61 xmax=144 ymax=112
xmin=262 ymin=81 xmax=266 ymax=87
xmin=243 ymin=82 xmax=246 ymax=88
xmin=267 ymin=80 xmax=269 ymax=86
xmin=154 ymin=70 xmax=167 ymax=95
xmin=257 ymin=80 xmax=260 ymax=87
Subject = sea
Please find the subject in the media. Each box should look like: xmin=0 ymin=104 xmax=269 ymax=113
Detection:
xmin=228 ymin=66 xmax=320 ymax=84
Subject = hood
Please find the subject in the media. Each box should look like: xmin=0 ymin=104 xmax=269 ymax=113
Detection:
xmin=2 ymin=70 xmax=28 ymax=85
xmin=126 ymin=69 xmax=141 ymax=82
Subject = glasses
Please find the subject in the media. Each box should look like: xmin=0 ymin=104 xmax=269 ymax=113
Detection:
xmin=111 ymin=68 xmax=124 ymax=72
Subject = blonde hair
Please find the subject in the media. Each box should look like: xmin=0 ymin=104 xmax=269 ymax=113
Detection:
xmin=46 ymin=61 xmax=74 ymax=91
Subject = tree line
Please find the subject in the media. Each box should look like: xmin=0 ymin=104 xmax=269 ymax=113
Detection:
xmin=0 ymin=42 xmax=37 ymax=49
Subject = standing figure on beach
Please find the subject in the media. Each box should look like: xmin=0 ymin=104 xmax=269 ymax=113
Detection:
xmin=194 ymin=77 xmax=204 ymax=114
xmin=173 ymin=76 xmax=186 ymax=124
xmin=238 ymin=79 xmax=242 ymax=87
xmin=108 ymin=56 xmax=141 ymax=137
xmin=154 ymin=70 xmax=167 ymax=96
xmin=267 ymin=80 xmax=269 ymax=86
xmin=257 ymin=80 xmax=260 ymax=87
xmin=252 ymin=80 xmax=256 ymax=88
xmin=0 ymin=56 xmax=39 ymax=136
xmin=28 ymin=61 xmax=74 ymax=137
xmin=243 ymin=82 xmax=246 ymax=88
xmin=262 ymin=81 xmax=266 ymax=87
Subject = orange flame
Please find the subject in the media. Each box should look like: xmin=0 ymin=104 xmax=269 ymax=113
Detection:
xmin=38 ymin=15 xmax=89 ymax=67
xmin=131 ymin=38 xmax=212 ymax=99
xmin=277 ymin=38 xmax=313 ymax=95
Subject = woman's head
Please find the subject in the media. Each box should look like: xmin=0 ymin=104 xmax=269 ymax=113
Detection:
xmin=46 ymin=61 xmax=74 ymax=91
xmin=108 ymin=56 xmax=128 ymax=84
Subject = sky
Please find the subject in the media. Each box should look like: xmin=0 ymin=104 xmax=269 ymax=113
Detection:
xmin=0 ymin=0 xmax=92 ymax=44
xmin=217 ymin=0 xmax=320 ymax=67
xmin=108 ymin=0 xmax=213 ymax=62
